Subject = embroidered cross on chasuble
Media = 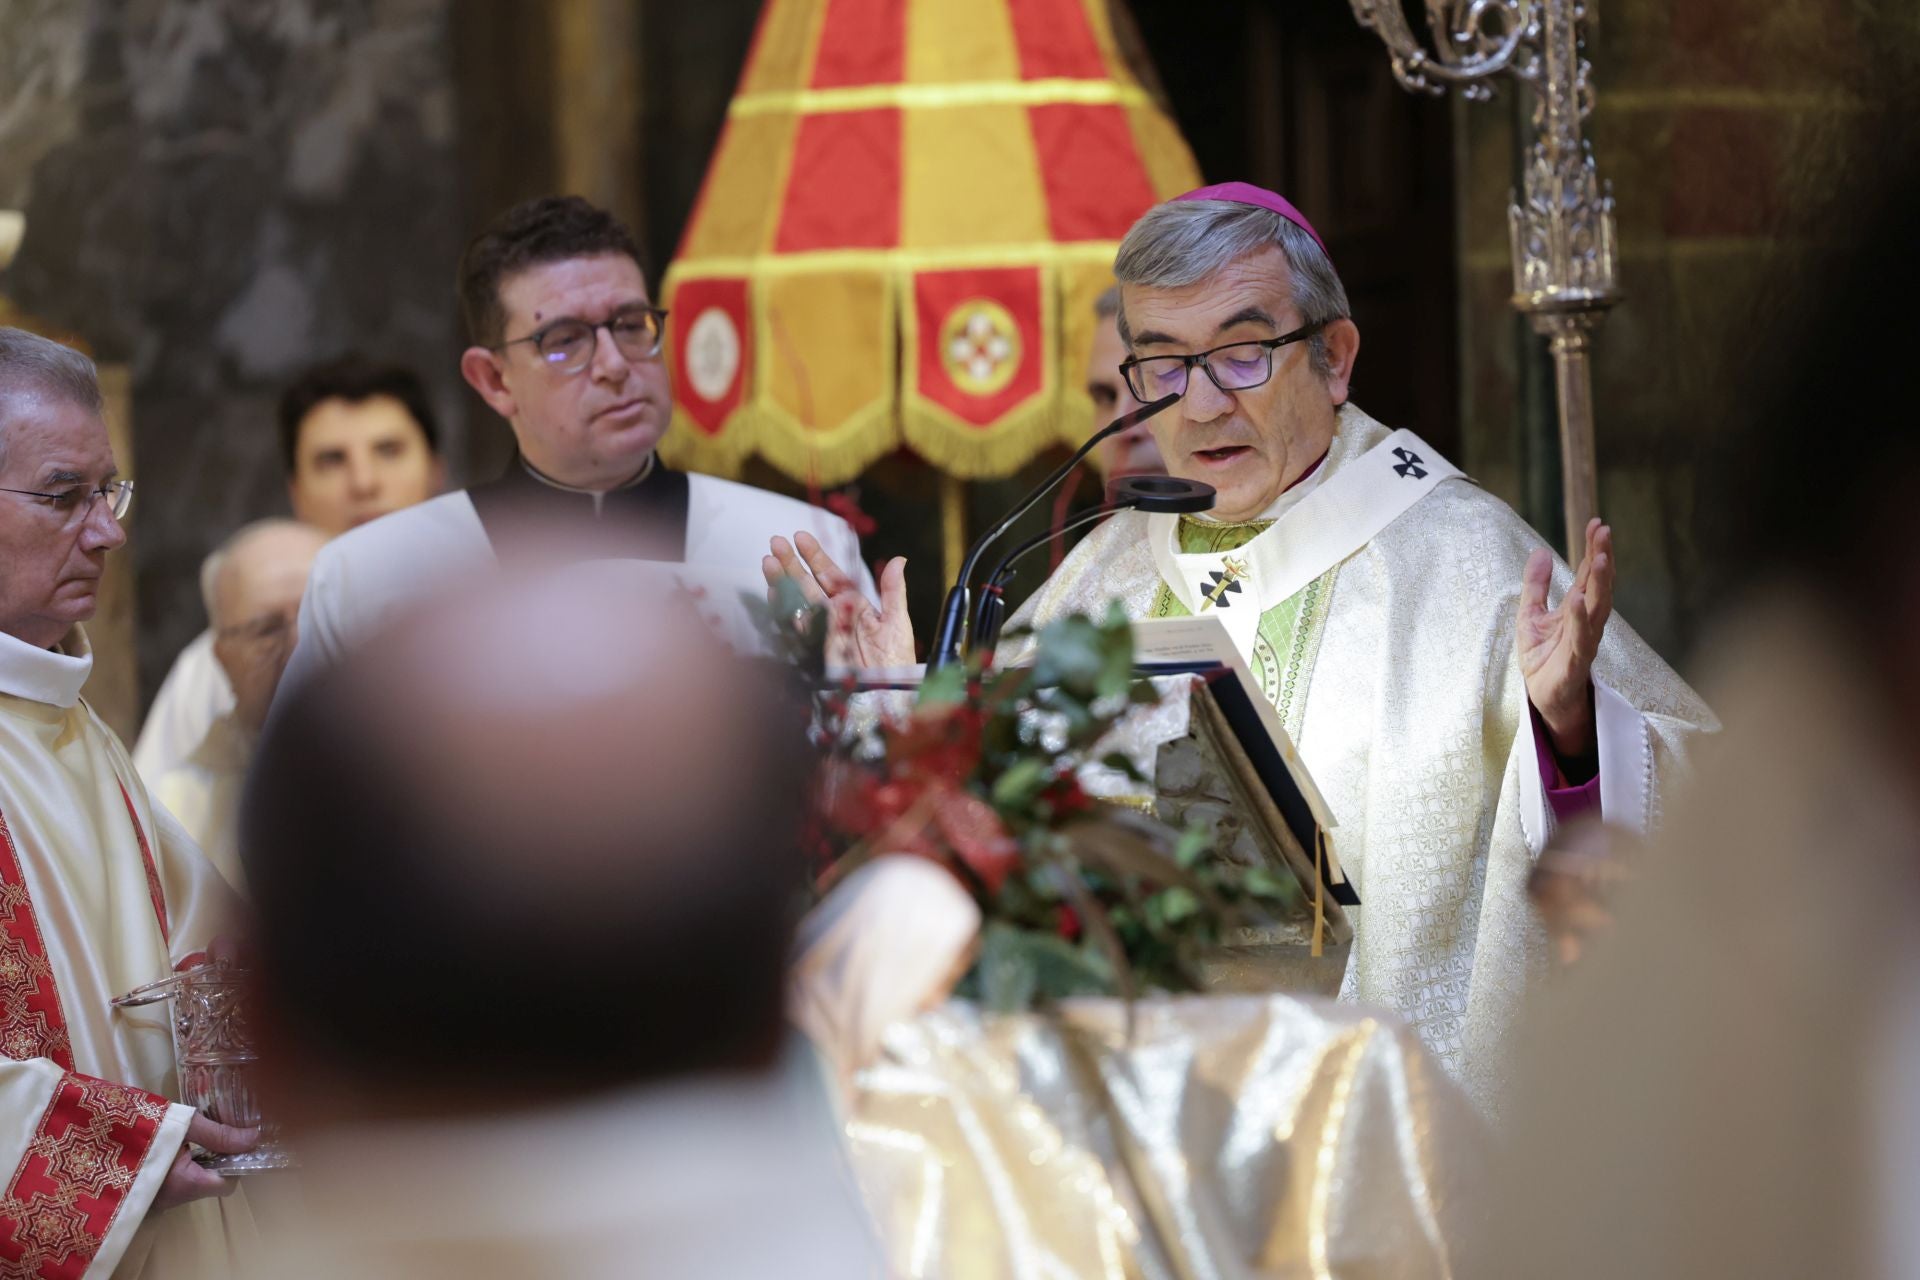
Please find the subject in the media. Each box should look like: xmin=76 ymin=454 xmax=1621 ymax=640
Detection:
xmin=1149 ymin=519 xmax=1336 ymax=738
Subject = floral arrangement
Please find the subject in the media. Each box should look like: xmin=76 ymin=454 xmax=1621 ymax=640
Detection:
xmin=756 ymin=581 xmax=1300 ymax=1011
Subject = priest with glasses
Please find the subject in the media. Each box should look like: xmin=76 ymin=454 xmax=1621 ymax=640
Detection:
xmin=285 ymin=195 xmax=876 ymax=684
xmin=769 ymin=183 xmax=1716 ymax=1112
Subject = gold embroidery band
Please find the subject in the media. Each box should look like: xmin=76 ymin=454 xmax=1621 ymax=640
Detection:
xmin=729 ymin=78 xmax=1154 ymax=118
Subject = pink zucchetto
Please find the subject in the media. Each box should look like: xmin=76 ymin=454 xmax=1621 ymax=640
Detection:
xmin=1173 ymin=181 xmax=1329 ymax=258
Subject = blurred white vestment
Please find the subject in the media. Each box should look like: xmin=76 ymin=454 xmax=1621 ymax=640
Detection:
xmin=151 ymin=713 xmax=251 ymax=891
xmin=257 ymin=1055 xmax=885 ymax=1280
xmin=1482 ymin=595 xmax=1920 ymax=1279
xmin=131 ymin=631 xmax=232 ymax=788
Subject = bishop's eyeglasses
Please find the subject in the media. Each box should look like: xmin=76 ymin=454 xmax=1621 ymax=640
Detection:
xmin=1120 ymin=321 xmax=1326 ymax=403
xmin=0 ymin=479 xmax=134 ymax=526
xmin=499 ymin=305 xmax=669 ymax=375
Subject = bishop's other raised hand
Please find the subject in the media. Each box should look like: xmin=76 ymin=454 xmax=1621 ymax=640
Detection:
xmin=763 ymin=531 xmax=916 ymax=670
xmin=1517 ymin=518 xmax=1615 ymax=762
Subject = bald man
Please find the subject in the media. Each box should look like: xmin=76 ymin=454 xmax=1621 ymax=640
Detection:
xmin=154 ymin=520 xmax=326 ymax=887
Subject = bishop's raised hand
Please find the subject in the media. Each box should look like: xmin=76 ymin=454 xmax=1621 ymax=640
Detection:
xmin=763 ymin=531 xmax=917 ymax=670
xmin=1517 ymin=518 xmax=1615 ymax=762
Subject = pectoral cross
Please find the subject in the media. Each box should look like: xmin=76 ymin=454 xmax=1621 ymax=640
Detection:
xmin=1201 ymin=556 xmax=1250 ymax=610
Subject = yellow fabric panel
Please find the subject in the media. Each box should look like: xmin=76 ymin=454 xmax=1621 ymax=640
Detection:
xmin=905 ymin=0 xmax=1018 ymax=85
xmin=678 ymin=112 xmax=803 ymax=260
xmin=740 ymin=0 xmax=826 ymax=95
xmin=1126 ymin=103 xmax=1204 ymax=199
xmin=1054 ymin=256 xmax=1122 ymax=446
xmin=901 ymin=104 xmax=1050 ymax=248
xmin=752 ymin=267 xmax=899 ymax=484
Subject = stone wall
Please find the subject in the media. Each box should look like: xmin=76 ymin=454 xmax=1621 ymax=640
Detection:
xmin=0 ymin=0 xmax=465 ymax=703
xmin=1452 ymin=0 xmax=1918 ymax=664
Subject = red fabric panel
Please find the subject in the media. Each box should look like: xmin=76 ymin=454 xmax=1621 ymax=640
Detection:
xmin=774 ymin=109 xmax=902 ymax=251
xmin=914 ymin=267 xmax=1045 ymax=427
xmin=809 ymin=0 xmax=907 ymax=88
xmin=1028 ymin=103 xmax=1159 ymax=241
xmin=117 ymin=784 xmax=168 ymax=947
xmin=0 ymin=811 xmax=73 ymax=1072
xmin=670 ymin=277 xmax=753 ymax=436
xmin=0 ymin=1073 xmax=169 ymax=1279
xmin=1008 ymin=0 xmax=1108 ymax=80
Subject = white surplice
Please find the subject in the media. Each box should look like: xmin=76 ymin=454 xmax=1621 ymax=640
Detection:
xmin=248 ymin=1053 xmax=884 ymax=1280
xmin=0 ymin=627 xmax=256 ymax=1278
xmin=151 ymin=714 xmax=251 ymax=892
xmin=131 ymin=632 xmax=232 ymax=789
xmin=283 ymin=465 xmax=874 ymax=688
xmin=1007 ymin=405 xmax=1717 ymax=1111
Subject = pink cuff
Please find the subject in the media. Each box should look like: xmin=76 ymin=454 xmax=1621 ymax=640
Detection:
xmin=1533 ymin=706 xmax=1602 ymax=826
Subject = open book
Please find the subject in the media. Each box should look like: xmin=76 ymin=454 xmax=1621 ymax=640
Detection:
xmin=837 ymin=615 xmax=1357 ymax=958
xmin=1131 ymin=615 xmax=1356 ymax=913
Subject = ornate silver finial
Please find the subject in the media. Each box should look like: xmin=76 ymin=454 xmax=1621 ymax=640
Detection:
xmin=1348 ymin=0 xmax=1617 ymax=553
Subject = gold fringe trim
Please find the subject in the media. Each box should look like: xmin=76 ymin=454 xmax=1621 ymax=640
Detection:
xmin=900 ymin=395 xmax=1069 ymax=480
xmin=744 ymin=398 xmax=899 ymax=489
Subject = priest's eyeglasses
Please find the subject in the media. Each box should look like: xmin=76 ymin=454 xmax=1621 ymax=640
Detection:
xmin=1120 ymin=321 xmax=1326 ymax=403
xmin=0 ymin=479 xmax=134 ymax=525
xmin=500 ymin=306 xmax=669 ymax=375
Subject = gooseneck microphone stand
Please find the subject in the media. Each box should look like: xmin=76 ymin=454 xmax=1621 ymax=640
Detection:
xmin=970 ymin=474 xmax=1216 ymax=654
xmin=927 ymin=391 xmax=1182 ymax=672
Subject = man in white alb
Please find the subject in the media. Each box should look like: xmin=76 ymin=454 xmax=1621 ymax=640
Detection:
xmin=771 ymin=183 xmax=1716 ymax=1112
xmin=283 ymin=195 xmax=875 ymax=685
xmin=0 ymin=327 xmax=259 ymax=1277
xmin=153 ymin=519 xmax=325 ymax=888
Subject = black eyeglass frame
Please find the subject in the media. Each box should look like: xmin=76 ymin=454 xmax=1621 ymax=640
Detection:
xmin=498 ymin=305 xmax=671 ymax=372
xmin=1120 ymin=320 xmax=1328 ymax=403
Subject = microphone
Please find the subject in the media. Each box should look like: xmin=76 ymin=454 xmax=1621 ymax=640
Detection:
xmin=970 ymin=475 xmax=1214 ymax=654
xmin=928 ymin=392 xmax=1181 ymax=671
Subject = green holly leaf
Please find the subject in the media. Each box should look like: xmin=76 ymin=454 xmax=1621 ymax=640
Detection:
xmin=974 ymin=922 xmax=1113 ymax=1010
xmin=991 ymin=757 xmax=1052 ymax=809
xmin=917 ymin=662 xmax=969 ymax=709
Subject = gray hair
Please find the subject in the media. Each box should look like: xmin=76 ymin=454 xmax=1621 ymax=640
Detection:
xmin=0 ymin=327 xmax=105 ymax=471
xmin=1092 ymin=284 xmax=1121 ymax=322
xmin=1113 ymin=201 xmax=1350 ymax=377
xmin=200 ymin=518 xmax=316 ymax=622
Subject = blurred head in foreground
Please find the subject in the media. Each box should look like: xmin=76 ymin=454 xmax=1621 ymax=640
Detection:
xmin=1485 ymin=103 xmax=1920 ymax=1280
xmin=243 ymin=566 xmax=808 ymax=1124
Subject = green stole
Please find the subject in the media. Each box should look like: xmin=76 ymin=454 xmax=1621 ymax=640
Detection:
xmin=1149 ymin=517 xmax=1336 ymax=739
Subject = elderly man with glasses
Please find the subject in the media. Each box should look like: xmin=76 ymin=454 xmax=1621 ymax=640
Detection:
xmin=283 ymin=196 xmax=876 ymax=685
xmin=770 ymin=183 xmax=1715 ymax=1113
xmin=0 ymin=327 xmax=261 ymax=1277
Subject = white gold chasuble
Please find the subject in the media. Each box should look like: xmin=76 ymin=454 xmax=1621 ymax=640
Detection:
xmin=1005 ymin=407 xmax=1717 ymax=1112
xmin=0 ymin=628 xmax=257 ymax=1278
